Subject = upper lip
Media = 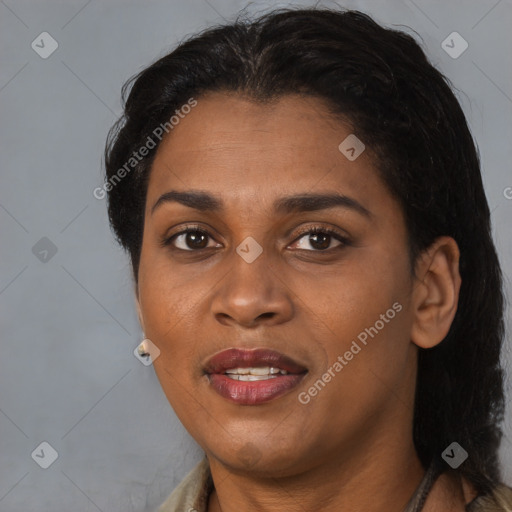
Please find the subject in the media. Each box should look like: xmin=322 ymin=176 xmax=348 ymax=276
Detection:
xmin=204 ymin=348 xmax=308 ymax=375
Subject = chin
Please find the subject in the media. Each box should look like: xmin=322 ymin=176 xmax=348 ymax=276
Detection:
xmin=207 ymin=441 xmax=312 ymax=478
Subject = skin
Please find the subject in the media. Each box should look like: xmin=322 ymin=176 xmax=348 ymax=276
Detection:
xmin=136 ymin=92 xmax=465 ymax=511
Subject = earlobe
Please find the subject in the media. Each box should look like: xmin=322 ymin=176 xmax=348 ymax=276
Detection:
xmin=410 ymin=236 xmax=462 ymax=350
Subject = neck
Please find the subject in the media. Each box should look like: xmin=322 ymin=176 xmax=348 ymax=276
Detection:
xmin=207 ymin=431 xmax=426 ymax=512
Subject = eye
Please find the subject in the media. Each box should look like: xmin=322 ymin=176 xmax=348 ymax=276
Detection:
xmin=161 ymin=226 xmax=221 ymax=251
xmin=291 ymin=227 xmax=349 ymax=251
xmin=161 ymin=225 xmax=350 ymax=252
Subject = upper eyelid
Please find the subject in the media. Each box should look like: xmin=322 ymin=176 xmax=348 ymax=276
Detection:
xmin=168 ymin=225 xmax=347 ymax=240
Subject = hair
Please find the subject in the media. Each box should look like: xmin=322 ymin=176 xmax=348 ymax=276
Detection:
xmin=104 ymin=7 xmax=506 ymax=494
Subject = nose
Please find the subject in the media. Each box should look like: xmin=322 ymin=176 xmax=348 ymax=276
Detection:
xmin=210 ymin=249 xmax=294 ymax=328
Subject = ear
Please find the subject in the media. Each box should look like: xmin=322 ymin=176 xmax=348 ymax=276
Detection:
xmin=410 ymin=236 xmax=461 ymax=349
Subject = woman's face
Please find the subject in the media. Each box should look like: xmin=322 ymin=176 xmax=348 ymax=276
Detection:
xmin=137 ymin=92 xmax=419 ymax=476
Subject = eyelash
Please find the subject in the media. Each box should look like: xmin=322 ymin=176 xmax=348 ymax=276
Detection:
xmin=160 ymin=224 xmax=351 ymax=252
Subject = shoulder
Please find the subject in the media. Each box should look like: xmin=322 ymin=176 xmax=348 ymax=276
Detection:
xmin=158 ymin=457 xmax=213 ymax=512
xmin=467 ymin=482 xmax=512 ymax=511
xmin=423 ymin=468 xmax=512 ymax=512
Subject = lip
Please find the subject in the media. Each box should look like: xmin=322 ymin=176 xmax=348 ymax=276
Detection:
xmin=204 ymin=348 xmax=308 ymax=405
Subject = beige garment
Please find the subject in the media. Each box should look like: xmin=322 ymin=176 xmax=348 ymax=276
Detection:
xmin=158 ymin=457 xmax=512 ymax=512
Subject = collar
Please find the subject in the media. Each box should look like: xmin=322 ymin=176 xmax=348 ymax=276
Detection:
xmin=158 ymin=457 xmax=445 ymax=512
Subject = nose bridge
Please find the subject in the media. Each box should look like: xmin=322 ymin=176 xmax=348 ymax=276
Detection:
xmin=211 ymin=238 xmax=292 ymax=326
xmin=226 ymin=240 xmax=276 ymax=304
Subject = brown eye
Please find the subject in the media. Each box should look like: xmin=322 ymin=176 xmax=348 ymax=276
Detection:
xmin=308 ymin=232 xmax=331 ymax=250
xmin=162 ymin=227 xmax=221 ymax=251
xmin=292 ymin=227 xmax=348 ymax=251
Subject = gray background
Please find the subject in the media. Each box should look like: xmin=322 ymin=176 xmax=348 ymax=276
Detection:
xmin=0 ymin=0 xmax=511 ymax=510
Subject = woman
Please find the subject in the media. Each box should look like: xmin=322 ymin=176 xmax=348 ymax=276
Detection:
xmin=103 ymin=7 xmax=512 ymax=511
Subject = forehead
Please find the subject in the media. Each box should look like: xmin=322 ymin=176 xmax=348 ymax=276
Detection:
xmin=146 ymin=92 xmax=387 ymax=213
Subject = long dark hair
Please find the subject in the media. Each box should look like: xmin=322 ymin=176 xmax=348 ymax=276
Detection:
xmin=104 ymin=7 xmax=506 ymax=494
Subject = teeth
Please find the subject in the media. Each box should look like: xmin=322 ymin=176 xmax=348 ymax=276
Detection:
xmin=226 ymin=374 xmax=279 ymax=381
xmin=225 ymin=367 xmax=250 ymax=374
xmin=224 ymin=366 xmax=289 ymax=376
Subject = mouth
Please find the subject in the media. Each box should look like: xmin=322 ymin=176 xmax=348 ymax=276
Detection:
xmin=204 ymin=348 xmax=308 ymax=405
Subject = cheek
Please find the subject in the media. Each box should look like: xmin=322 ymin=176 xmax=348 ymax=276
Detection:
xmin=296 ymin=307 xmax=413 ymax=452
xmin=137 ymin=259 xmax=202 ymax=372
xmin=297 ymin=249 xmax=409 ymax=343
xmin=297 ymin=251 xmax=413 ymax=403
xmin=138 ymin=270 xmax=207 ymax=426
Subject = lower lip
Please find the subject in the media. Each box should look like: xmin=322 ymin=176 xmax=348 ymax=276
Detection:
xmin=208 ymin=373 xmax=306 ymax=405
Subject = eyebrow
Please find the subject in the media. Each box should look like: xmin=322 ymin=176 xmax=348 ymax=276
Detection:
xmin=151 ymin=190 xmax=373 ymax=218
